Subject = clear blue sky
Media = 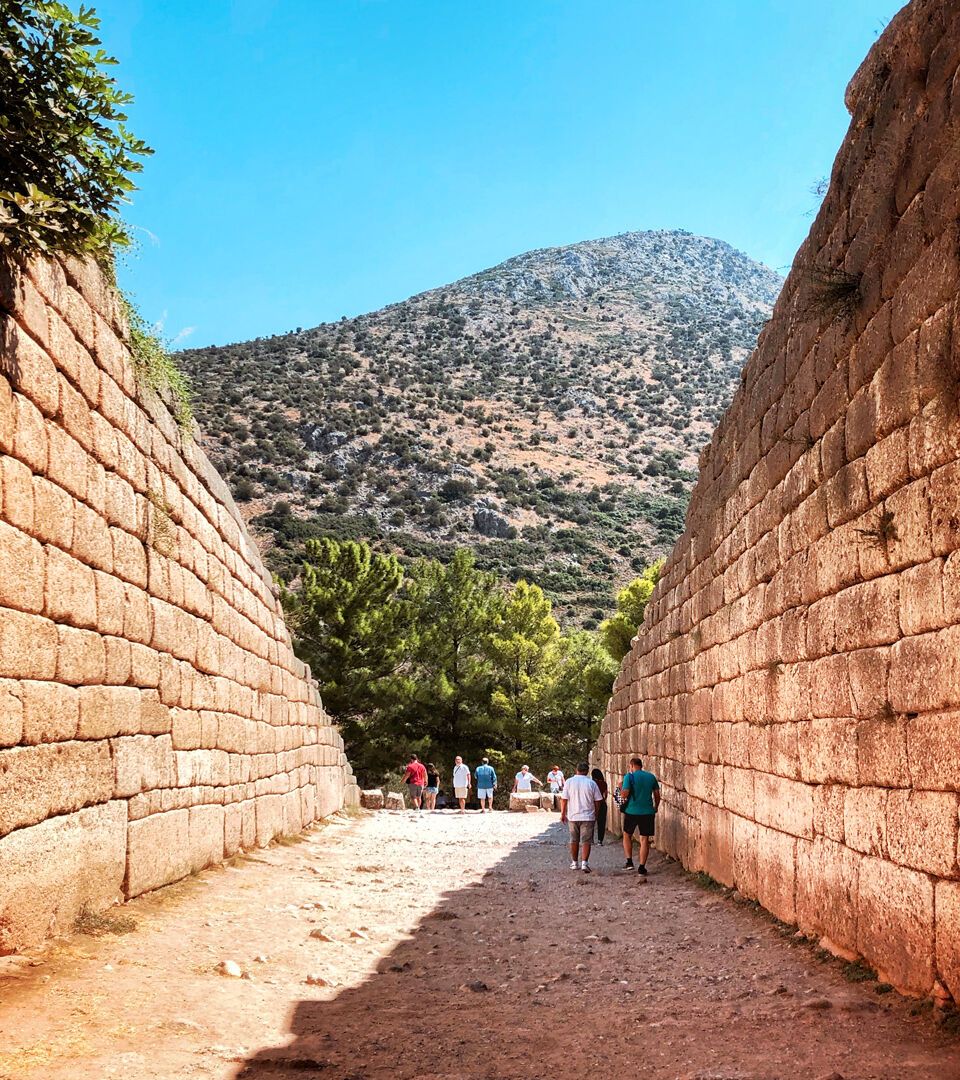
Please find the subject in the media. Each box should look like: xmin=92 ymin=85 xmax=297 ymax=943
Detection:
xmin=95 ymin=0 xmax=900 ymax=349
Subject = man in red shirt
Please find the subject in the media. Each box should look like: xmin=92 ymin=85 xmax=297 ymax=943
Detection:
xmin=401 ymin=754 xmax=428 ymax=813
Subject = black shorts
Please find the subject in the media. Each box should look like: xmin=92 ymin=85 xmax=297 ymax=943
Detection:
xmin=623 ymin=813 xmax=655 ymax=837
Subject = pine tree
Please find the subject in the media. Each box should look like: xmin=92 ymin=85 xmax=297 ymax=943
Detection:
xmin=599 ymin=559 xmax=664 ymax=661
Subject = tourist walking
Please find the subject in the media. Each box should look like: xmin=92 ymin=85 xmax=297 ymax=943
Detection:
xmin=560 ymin=762 xmax=603 ymax=873
xmin=591 ymin=767 xmax=609 ymax=845
xmin=512 ymin=764 xmax=542 ymax=793
xmin=424 ymin=762 xmax=440 ymax=811
xmin=452 ymin=755 xmax=471 ymax=813
xmin=475 ymin=757 xmax=497 ymax=812
xmin=546 ymin=764 xmax=565 ymax=794
xmin=619 ymin=756 xmax=660 ymax=875
xmin=401 ymin=754 xmax=427 ymax=812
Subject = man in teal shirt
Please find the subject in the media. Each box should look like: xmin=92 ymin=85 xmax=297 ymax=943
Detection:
xmin=475 ymin=758 xmax=497 ymax=812
xmin=620 ymin=756 xmax=660 ymax=875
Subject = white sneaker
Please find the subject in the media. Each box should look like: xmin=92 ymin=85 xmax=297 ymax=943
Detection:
xmin=581 ymin=863 xmax=592 ymax=874
xmin=569 ymin=860 xmax=578 ymax=870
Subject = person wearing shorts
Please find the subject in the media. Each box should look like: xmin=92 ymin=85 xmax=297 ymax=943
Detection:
xmin=452 ymin=756 xmax=471 ymax=813
xmin=401 ymin=754 xmax=427 ymax=813
xmin=423 ymin=763 xmax=440 ymax=811
xmin=620 ymin=756 xmax=660 ymax=875
xmin=560 ymin=762 xmax=603 ymax=873
xmin=474 ymin=758 xmax=497 ymax=812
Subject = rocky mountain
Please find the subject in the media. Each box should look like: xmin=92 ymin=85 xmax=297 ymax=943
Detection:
xmin=182 ymin=230 xmax=781 ymax=626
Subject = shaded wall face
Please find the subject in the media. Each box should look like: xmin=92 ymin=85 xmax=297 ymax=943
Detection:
xmin=598 ymin=0 xmax=960 ymax=1000
xmin=0 ymin=254 xmax=358 ymax=952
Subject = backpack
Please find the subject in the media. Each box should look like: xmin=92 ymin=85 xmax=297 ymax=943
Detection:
xmin=613 ymin=773 xmax=631 ymax=810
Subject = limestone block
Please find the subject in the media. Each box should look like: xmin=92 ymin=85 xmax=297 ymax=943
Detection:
xmin=843 ymin=786 xmax=889 ymax=857
xmin=753 ymin=772 xmax=814 ymax=839
xmin=188 ymin=803 xmax=225 ymax=874
xmin=384 ymin=791 xmax=405 ymax=811
xmin=885 ymin=789 xmax=959 ymax=877
xmin=812 ymin=783 xmax=846 ymax=843
xmin=44 ymin=544 xmax=97 ymax=629
xmin=699 ymin=801 xmax=734 ymax=886
xmin=935 ymin=881 xmax=960 ymax=1004
xmin=797 ymin=718 xmax=858 ymax=785
xmin=0 ymin=800 xmax=126 ymax=953
xmin=0 ymin=609 xmax=57 ymax=680
xmin=1 ymin=453 xmax=35 ymax=533
xmin=857 ymin=855 xmax=935 ymax=995
xmin=255 ymin=792 xmax=284 ymax=847
xmin=857 ymin=716 xmax=909 ymax=786
xmin=847 ymin=647 xmax=890 ymax=718
xmin=796 ymin=837 xmax=859 ymax=956
xmin=509 ymin=791 xmax=542 ymax=812
xmin=111 ymin=734 xmax=175 ymax=798
xmin=32 ymin=476 xmax=73 ymax=550
xmin=20 ymin=679 xmax=79 ymax=743
xmin=139 ymin=689 xmax=172 ymax=735
xmin=77 ymin=684 xmax=141 ymax=739
xmin=55 ymin=625 xmax=106 ymax=686
xmin=756 ymin=825 xmax=797 ymax=924
xmin=906 ymin=711 xmax=960 ymax=790
xmin=0 ymin=680 xmax=23 ymax=747
xmin=889 ymin=626 xmax=960 ymax=714
xmin=125 ymin=809 xmax=191 ymax=897
xmin=0 ymin=520 xmax=43 ymax=613
xmin=721 ymin=766 xmax=755 ymax=819
xmin=731 ymin=814 xmax=759 ymax=899
xmin=0 ymin=741 xmax=113 ymax=837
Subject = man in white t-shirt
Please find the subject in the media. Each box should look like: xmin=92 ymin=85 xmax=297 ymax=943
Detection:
xmin=512 ymin=765 xmax=542 ymax=793
xmin=452 ymin=756 xmax=471 ymax=813
xmin=560 ymin=761 xmax=603 ymax=873
xmin=546 ymin=765 xmax=565 ymax=793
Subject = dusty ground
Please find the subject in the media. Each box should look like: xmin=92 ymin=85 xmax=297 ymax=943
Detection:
xmin=0 ymin=810 xmax=958 ymax=1080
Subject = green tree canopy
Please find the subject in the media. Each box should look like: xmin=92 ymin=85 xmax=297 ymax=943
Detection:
xmin=0 ymin=1 xmax=152 ymax=257
xmin=487 ymin=580 xmax=560 ymax=751
xmin=403 ymin=548 xmax=502 ymax=754
xmin=599 ymin=559 xmax=664 ymax=662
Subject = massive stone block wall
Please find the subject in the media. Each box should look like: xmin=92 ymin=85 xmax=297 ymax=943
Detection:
xmin=597 ymin=0 xmax=960 ymax=1001
xmin=0 ymin=253 xmax=358 ymax=952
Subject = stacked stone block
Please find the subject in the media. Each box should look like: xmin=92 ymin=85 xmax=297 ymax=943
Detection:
xmin=597 ymin=0 xmax=960 ymax=1001
xmin=0 ymin=252 xmax=358 ymax=952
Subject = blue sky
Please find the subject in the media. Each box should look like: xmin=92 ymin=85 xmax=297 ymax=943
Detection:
xmin=96 ymin=0 xmax=899 ymax=348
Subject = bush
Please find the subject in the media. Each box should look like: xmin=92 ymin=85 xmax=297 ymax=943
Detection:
xmin=0 ymin=2 xmax=152 ymax=258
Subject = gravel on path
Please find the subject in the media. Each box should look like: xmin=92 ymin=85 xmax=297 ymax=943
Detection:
xmin=0 ymin=810 xmax=957 ymax=1080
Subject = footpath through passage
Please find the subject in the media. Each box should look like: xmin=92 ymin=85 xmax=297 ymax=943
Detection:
xmin=0 ymin=811 xmax=957 ymax=1080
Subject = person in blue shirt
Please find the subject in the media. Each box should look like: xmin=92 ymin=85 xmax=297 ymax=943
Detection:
xmin=620 ymin=756 xmax=660 ymax=875
xmin=475 ymin=758 xmax=498 ymax=812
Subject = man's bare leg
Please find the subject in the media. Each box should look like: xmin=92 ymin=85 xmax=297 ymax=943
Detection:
xmin=458 ymin=798 xmax=466 ymax=814
xmin=622 ymin=830 xmax=634 ymax=862
xmin=638 ymin=835 xmax=650 ymax=866
xmin=580 ymin=842 xmax=592 ymax=866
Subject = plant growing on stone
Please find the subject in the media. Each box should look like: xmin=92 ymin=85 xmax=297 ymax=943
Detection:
xmin=856 ymin=507 xmax=898 ymax=552
xmin=802 ymin=265 xmax=861 ymax=320
xmin=0 ymin=1 xmax=152 ymax=258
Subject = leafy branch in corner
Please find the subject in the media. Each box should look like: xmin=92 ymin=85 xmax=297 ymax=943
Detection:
xmin=0 ymin=1 xmax=153 ymax=260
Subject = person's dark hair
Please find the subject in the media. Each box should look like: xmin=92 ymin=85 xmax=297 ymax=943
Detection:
xmin=576 ymin=761 xmax=589 ymax=774
xmin=409 ymin=754 xmax=419 ymax=762
xmin=426 ymin=763 xmax=436 ymax=773
xmin=630 ymin=756 xmax=644 ymax=767
xmin=591 ymin=768 xmax=604 ymax=785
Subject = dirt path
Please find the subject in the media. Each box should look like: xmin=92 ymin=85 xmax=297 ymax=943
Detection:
xmin=0 ymin=810 xmax=957 ymax=1080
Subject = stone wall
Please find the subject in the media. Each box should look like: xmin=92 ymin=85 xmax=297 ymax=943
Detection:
xmin=597 ymin=0 xmax=960 ymax=1001
xmin=0 ymin=253 xmax=358 ymax=952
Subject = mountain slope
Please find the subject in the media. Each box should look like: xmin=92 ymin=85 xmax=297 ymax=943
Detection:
xmin=183 ymin=230 xmax=781 ymax=626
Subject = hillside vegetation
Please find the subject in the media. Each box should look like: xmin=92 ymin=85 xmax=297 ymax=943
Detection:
xmin=184 ymin=230 xmax=780 ymax=625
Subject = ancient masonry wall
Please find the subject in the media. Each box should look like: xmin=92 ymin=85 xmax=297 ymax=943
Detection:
xmin=0 ymin=253 xmax=358 ymax=952
xmin=598 ymin=0 xmax=960 ymax=1001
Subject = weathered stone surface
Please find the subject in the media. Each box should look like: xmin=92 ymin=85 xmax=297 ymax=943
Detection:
xmin=857 ymin=856 xmax=935 ymax=995
xmin=126 ymin=809 xmax=192 ymax=896
xmin=509 ymin=791 xmax=543 ymax=812
xmin=0 ymin=801 xmax=126 ymax=953
xmin=0 ymin=249 xmax=356 ymax=950
xmin=0 ymin=741 xmax=114 ymax=837
xmin=595 ymin=0 xmax=960 ymax=1000
xmin=384 ymin=791 xmax=404 ymax=811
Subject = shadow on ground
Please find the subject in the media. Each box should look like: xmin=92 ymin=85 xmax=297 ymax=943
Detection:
xmin=231 ymin=817 xmax=960 ymax=1080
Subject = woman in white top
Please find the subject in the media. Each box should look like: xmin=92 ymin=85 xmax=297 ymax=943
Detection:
xmin=512 ymin=765 xmax=542 ymax=793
